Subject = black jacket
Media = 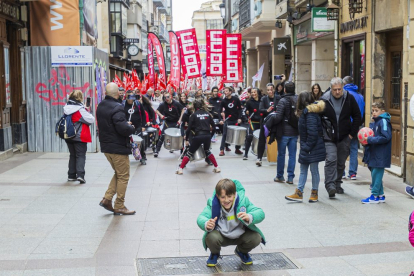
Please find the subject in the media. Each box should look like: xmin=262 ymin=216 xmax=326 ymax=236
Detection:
xmin=245 ymin=98 xmax=261 ymax=122
xmin=321 ymin=90 xmax=361 ymax=143
xmin=209 ymin=96 xmax=222 ymax=119
xmin=220 ymin=96 xmax=242 ymax=120
xmin=157 ymin=100 xmax=183 ymax=123
xmin=97 ymin=96 xmax=135 ymax=155
xmin=123 ymin=100 xmax=146 ymax=130
xmin=273 ymin=93 xmax=299 ymax=138
xmin=298 ymin=101 xmax=326 ymax=164
xmin=186 ymin=109 xmax=215 ymax=140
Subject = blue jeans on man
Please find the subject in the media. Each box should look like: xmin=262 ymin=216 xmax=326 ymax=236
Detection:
xmin=348 ymin=137 xmax=359 ymax=177
xmin=276 ymin=136 xmax=298 ymax=182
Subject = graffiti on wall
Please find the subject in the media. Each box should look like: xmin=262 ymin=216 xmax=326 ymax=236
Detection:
xmin=94 ymin=58 xmax=107 ymax=107
xmin=35 ymin=66 xmax=93 ymax=106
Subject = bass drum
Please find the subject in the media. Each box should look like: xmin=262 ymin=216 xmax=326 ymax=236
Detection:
xmin=225 ymin=125 xmax=247 ymax=145
xmin=250 ymin=129 xmax=266 ymax=157
xmin=164 ymin=128 xmax=183 ymax=151
xmin=191 ymin=145 xmax=206 ymax=161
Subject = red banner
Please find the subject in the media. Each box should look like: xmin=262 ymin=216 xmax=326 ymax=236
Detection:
xmin=148 ymin=32 xmax=167 ymax=88
xmin=148 ymin=39 xmax=155 ymax=90
xmin=169 ymin=31 xmax=181 ymax=91
xmin=206 ymin=30 xmax=226 ymax=76
xmin=223 ymin=34 xmax=243 ymax=83
xmin=176 ymin=28 xmax=201 ymax=79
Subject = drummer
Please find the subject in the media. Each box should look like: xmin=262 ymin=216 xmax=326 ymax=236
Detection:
xmin=176 ymin=99 xmax=221 ymax=175
xmin=219 ymin=87 xmax=243 ymax=156
xmin=154 ymin=93 xmax=183 ymax=157
xmin=123 ymin=90 xmax=147 ymax=165
xmin=208 ymin=87 xmax=223 ymax=141
xmin=243 ymin=88 xmax=262 ymax=160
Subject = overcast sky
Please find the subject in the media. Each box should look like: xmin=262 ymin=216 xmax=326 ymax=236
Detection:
xmin=172 ymin=0 xmax=207 ymax=31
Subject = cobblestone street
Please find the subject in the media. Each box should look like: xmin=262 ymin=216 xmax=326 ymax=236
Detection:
xmin=0 ymin=140 xmax=412 ymax=276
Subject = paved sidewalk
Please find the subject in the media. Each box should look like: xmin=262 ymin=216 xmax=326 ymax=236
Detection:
xmin=0 ymin=139 xmax=413 ymax=276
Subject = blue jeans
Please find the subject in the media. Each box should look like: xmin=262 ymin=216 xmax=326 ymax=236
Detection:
xmin=348 ymin=137 xmax=359 ymax=176
xmin=371 ymin=167 xmax=384 ymax=196
xmin=276 ymin=136 xmax=298 ymax=180
xmin=297 ymin=163 xmax=320 ymax=192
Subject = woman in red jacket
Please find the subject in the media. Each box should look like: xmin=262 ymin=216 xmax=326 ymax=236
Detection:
xmin=63 ymin=90 xmax=95 ymax=184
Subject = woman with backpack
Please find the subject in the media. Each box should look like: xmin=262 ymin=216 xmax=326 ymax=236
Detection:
xmin=285 ymin=91 xmax=326 ymax=202
xmin=63 ymin=90 xmax=95 ymax=184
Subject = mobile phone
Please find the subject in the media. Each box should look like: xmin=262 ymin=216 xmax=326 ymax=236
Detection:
xmin=127 ymin=95 xmax=136 ymax=100
xmin=274 ymin=75 xmax=283 ymax=80
xmin=86 ymin=97 xmax=91 ymax=107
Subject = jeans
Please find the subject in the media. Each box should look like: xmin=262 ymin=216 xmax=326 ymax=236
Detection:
xmin=348 ymin=137 xmax=359 ymax=176
xmin=371 ymin=167 xmax=385 ymax=196
xmin=297 ymin=163 xmax=320 ymax=192
xmin=66 ymin=141 xmax=87 ymax=178
xmin=324 ymin=137 xmax=351 ymax=191
xmin=220 ymin=120 xmax=241 ymax=150
xmin=276 ymin=136 xmax=298 ymax=180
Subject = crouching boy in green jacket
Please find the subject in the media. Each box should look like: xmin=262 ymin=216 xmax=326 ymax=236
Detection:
xmin=197 ymin=178 xmax=266 ymax=267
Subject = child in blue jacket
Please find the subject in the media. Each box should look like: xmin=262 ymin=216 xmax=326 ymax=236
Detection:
xmin=361 ymin=101 xmax=392 ymax=204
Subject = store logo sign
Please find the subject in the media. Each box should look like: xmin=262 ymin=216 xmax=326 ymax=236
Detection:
xmin=50 ymin=0 xmax=63 ymax=30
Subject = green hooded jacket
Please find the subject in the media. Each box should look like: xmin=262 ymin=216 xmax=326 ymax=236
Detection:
xmin=197 ymin=179 xmax=266 ymax=250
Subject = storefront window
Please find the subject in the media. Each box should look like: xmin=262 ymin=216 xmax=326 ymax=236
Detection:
xmin=121 ymin=5 xmax=127 ymax=37
xmin=4 ymin=47 xmax=10 ymax=105
xmin=342 ymin=38 xmax=365 ymax=97
xmin=21 ymin=50 xmax=26 ymax=102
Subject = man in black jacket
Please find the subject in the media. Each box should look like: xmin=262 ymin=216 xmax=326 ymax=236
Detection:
xmin=97 ymin=82 xmax=136 ymax=216
xmin=321 ymin=77 xmax=361 ymax=198
xmin=272 ymin=81 xmax=298 ymax=184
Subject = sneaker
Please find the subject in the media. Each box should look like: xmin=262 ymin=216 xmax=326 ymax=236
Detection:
xmin=361 ymin=194 xmax=379 ymax=204
xmin=379 ymin=195 xmax=386 ymax=203
xmin=234 ymin=248 xmax=252 ymax=265
xmin=154 ymin=149 xmax=159 ymax=157
xmin=273 ymin=177 xmax=285 ymax=183
xmin=285 ymin=188 xmax=303 ymax=202
xmin=225 ymin=147 xmax=231 ymax=152
xmin=169 ymin=150 xmax=174 ymax=153
xmin=140 ymin=159 xmax=146 ymax=165
xmin=342 ymin=172 xmax=346 ymax=179
xmin=206 ymin=253 xmax=220 ymax=267
xmin=213 ymin=167 xmax=221 ymax=173
xmin=309 ymin=189 xmax=318 ymax=203
xmin=211 ymin=139 xmax=216 ymax=143
xmin=336 ymin=187 xmax=344 ymax=194
xmin=286 ymin=178 xmax=294 ymax=184
xmin=256 ymin=159 xmax=262 ymax=167
xmin=77 ymin=177 xmax=86 ymax=184
xmin=243 ymin=155 xmax=248 ymax=160
xmin=67 ymin=178 xmax=77 ymax=181
xmin=350 ymin=174 xmax=357 ymax=180
xmin=219 ymin=150 xmax=225 ymax=156
xmin=176 ymin=168 xmax=183 ymax=175
xmin=205 ymin=158 xmax=213 ymax=166
xmin=405 ymin=186 xmax=414 ymax=199
xmin=328 ymin=187 xmax=336 ymax=198
xmin=235 ymin=149 xmax=243 ymax=155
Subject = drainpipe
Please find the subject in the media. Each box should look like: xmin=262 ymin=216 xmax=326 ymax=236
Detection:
xmin=289 ymin=22 xmax=295 ymax=82
xmin=79 ymin=0 xmax=84 ymax=45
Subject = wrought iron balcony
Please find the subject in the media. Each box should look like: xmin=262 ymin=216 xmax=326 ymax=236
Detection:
xmin=239 ymin=0 xmax=251 ymax=30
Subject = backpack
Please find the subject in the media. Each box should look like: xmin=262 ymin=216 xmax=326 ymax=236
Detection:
xmin=55 ymin=114 xmax=77 ymax=140
xmin=286 ymin=97 xmax=299 ymax=129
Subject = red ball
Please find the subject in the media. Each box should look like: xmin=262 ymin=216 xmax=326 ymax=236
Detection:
xmin=357 ymin=127 xmax=374 ymax=145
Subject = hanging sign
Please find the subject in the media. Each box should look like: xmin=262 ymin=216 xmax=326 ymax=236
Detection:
xmin=206 ymin=29 xmax=226 ymax=77
xmin=168 ymin=31 xmax=181 ymax=90
xmin=176 ymin=28 xmax=201 ymax=79
xmin=148 ymin=32 xmax=166 ymax=88
xmin=311 ymin=7 xmax=335 ymax=32
xmin=223 ymin=34 xmax=242 ymax=83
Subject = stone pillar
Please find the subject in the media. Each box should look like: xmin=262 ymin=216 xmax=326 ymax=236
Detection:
xmin=295 ymin=45 xmax=312 ymax=93
xmin=311 ymin=39 xmax=335 ymax=90
xmin=246 ymin=48 xmax=257 ymax=88
xmin=257 ymin=44 xmax=271 ymax=91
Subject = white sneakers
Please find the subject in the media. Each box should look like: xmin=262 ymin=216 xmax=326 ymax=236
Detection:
xmin=176 ymin=168 xmax=183 ymax=175
xmin=213 ymin=167 xmax=221 ymax=173
xmin=256 ymin=159 xmax=262 ymax=167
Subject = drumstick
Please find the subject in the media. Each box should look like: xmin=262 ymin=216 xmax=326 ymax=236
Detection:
xmin=249 ymin=109 xmax=257 ymax=120
xmin=224 ymin=115 xmax=232 ymax=122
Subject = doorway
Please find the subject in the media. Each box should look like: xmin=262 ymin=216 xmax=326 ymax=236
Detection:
xmin=385 ymin=30 xmax=403 ymax=166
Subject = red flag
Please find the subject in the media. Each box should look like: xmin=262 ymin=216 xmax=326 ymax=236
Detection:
xmin=196 ymin=77 xmax=202 ymax=89
xmin=114 ymin=74 xmax=124 ymax=88
xmin=132 ymin=70 xmax=142 ymax=90
xmin=169 ymin=31 xmax=181 ymax=90
xmin=218 ymin=77 xmax=224 ymax=91
xmin=148 ymin=33 xmax=167 ymax=87
xmin=176 ymin=28 xmax=202 ymax=79
xmin=142 ymin=74 xmax=148 ymax=94
xmin=158 ymin=74 xmax=167 ymax=90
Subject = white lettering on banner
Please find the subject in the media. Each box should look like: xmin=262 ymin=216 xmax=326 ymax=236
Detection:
xmin=224 ymin=34 xmax=242 ymax=83
xmin=176 ymin=28 xmax=201 ymax=78
xmin=207 ymin=30 xmax=226 ymax=77
xmin=50 ymin=0 xmax=63 ymax=31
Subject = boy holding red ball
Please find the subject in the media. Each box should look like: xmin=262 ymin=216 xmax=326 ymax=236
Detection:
xmin=361 ymin=101 xmax=392 ymax=204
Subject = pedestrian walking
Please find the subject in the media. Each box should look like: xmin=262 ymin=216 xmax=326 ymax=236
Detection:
xmin=361 ymin=101 xmax=391 ymax=204
xmin=197 ymin=178 xmax=265 ymax=267
xmin=63 ymin=90 xmax=95 ymax=184
xmin=97 ymin=82 xmax=136 ymax=215
xmin=285 ymin=92 xmax=326 ymax=202
xmin=321 ymin=77 xmax=361 ymax=198
xmin=272 ymin=81 xmax=299 ymax=184
xmin=343 ymin=76 xmax=365 ymax=180
xmin=311 ymin=83 xmax=323 ymax=101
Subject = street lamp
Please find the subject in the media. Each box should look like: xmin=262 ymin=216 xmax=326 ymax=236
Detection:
xmin=275 ymin=20 xmax=283 ymax=29
xmin=219 ymin=1 xmax=225 ymax=19
xmin=327 ymin=3 xmax=340 ymax=21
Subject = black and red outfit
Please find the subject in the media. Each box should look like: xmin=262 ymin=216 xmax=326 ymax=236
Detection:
xmin=156 ymin=100 xmax=184 ymax=153
xmin=244 ymin=98 xmax=261 ymax=158
xmin=179 ymin=109 xmax=219 ymax=169
xmin=219 ymin=96 xmax=242 ymax=151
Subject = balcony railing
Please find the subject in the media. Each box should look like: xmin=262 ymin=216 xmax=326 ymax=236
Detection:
xmin=232 ymin=0 xmax=239 ymax=16
xmin=142 ymin=14 xmax=148 ymax=32
xmin=239 ymin=0 xmax=251 ymax=30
